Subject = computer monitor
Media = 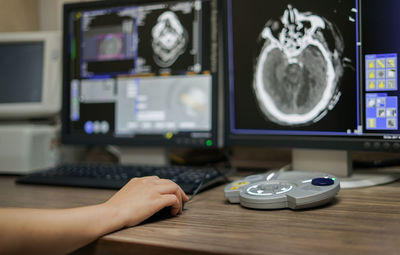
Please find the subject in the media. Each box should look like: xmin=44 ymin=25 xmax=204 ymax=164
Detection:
xmin=62 ymin=0 xmax=219 ymax=153
xmin=0 ymin=31 xmax=61 ymax=119
xmin=223 ymin=0 xmax=399 ymax=187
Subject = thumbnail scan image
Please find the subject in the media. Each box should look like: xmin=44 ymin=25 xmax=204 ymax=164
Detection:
xmin=166 ymin=76 xmax=211 ymax=128
xmin=80 ymin=8 xmax=138 ymax=76
xmin=178 ymin=86 xmax=208 ymax=118
xmin=98 ymin=33 xmax=124 ymax=60
xmin=152 ymin=11 xmax=188 ymax=67
xmin=253 ymin=5 xmax=345 ymax=126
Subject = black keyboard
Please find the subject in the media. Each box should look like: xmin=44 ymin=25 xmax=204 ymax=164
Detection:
xmin=16 ymin=163 xmax=232 ymax=194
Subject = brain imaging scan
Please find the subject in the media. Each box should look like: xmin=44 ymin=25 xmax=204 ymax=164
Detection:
xmin=253 ymin=5 xmax=345 ymax=126
xmin=179 ymin=87 xmax=208 ymax=118
xmin=98 ymin=33 xmax=124 ymax=60
xmin=169 ymin=80 xmax=210 ymax=123
xmin=151 ymin=11 xmax=188 ymax=67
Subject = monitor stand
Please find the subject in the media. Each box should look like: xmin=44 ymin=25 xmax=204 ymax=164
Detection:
xmin=117 ymin=147 xmax=169 ymax=166
xmin=292 ymin=149 xmax=399 ymax=189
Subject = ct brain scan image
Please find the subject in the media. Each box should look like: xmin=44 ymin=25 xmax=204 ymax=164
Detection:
xmin=253 ymin=5 xmax=345 ymax=126
xmin=98 ymin=34 xmax=124 ymax=60
xmin=179 ymin=87 xmax=208 ymax=118
xmin=151 ymin=11 xmax=188 ymax=67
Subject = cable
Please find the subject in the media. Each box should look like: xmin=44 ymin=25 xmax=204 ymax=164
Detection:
xmin=188 ymin=168 xmax=209 ymax=201
xmin=188 ymin=164 xmax=232 ymax=201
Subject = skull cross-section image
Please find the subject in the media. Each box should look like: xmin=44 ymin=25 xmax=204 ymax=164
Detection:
xmin=254 ymin=5 xmax=344 ymax=126
xmin=230 ymin=0 xmax=358 ymax=132
xmin=151 ymin=11 xmax=188 ymax=68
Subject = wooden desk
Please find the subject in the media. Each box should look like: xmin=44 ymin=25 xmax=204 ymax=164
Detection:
xmin=0 ymin=175 xmax=399 ymax=255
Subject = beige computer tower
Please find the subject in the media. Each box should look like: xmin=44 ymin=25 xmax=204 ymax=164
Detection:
xmin=0 ymin=124 xmax=59 ymax=174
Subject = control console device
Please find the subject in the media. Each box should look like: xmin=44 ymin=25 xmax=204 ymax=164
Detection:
xmin=224 ymin=171 xmax=340 ymax=209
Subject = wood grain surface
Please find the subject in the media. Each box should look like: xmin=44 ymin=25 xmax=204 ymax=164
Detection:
xmin=0 ymin=175 xmax=399 ymax=255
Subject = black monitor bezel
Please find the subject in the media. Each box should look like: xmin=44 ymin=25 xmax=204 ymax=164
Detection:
xmin=61 ymin=0 xmax=219 ymax=147
xmin=221 ymin=0 xmax=400 ymax=152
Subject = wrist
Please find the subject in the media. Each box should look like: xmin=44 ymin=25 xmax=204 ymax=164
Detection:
xmin=92 ymin=203 xmax=126 ymax=236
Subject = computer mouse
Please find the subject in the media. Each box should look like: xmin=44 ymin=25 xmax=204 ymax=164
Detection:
xmin=152 ymin=206 xmax=174 ymax=220
xmin=145 ymin=202 xmax=186 ymax=222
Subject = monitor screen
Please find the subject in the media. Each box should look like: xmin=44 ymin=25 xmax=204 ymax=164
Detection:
xmin=224 ymin=0 xmax=400 ymax=152
xmin=0 ymin=42 xmax=43 ymax=104
xmin=62 ymin=0 xmax=218 ymax=147
xmin=0 ymin=31 xmax=61 ymax=120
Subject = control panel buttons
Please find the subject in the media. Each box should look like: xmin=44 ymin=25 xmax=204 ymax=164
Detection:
xmin=246 ymin=183 xmax=293 ymax=196
xmin=363 ymin=142 xmax=371 ymax=149
xmin=383 ymin=142 xmax=390 ymax=150
xmin=311 ymin=178 xmax=334 ymax=186
xmin=233 ymin=181 xmax=250 ymax=187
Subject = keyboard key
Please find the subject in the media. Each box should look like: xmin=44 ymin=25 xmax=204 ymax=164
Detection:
xmin=16 ymin=163 xmax=233 ymax=194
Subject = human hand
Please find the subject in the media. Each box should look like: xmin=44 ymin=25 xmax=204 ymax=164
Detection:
xmin=103 ymin=176 xmax=189 ymax=228
xmin=0 ymin=177 xmax=188 ymax=255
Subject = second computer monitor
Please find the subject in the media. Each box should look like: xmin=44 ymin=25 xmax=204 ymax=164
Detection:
xmin=62 ymin=0 xmax=218 ymax=147
xmin=0 ymin=31 xmax=61 ymax=119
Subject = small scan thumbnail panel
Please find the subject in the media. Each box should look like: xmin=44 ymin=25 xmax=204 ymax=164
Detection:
xmin=75 ymin=1 xmax=205 ymax=78
xmin=366 ymin=93 xmax=398 ymax=130
xmin=365 ymin=53 xmax=397 ymax=92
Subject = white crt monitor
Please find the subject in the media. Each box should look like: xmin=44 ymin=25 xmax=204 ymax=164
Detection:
xmin=0 ymin=31 xmax=61 ymax=119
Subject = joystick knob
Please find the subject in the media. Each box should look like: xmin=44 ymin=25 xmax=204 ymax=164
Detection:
xmin=311 ymin=178 xmax=334 ymax=186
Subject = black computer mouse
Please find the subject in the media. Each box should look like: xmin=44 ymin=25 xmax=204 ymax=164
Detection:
xmin=145 ymin=203 xmax=186 ymax=222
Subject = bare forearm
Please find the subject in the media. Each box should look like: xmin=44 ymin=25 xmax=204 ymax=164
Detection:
xmin=0 ymin=204 xmax=123 ymax=255
xmin=0 ymin=177 xmax=188 ymax=255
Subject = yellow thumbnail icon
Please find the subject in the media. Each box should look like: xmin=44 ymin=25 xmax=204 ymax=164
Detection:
xmin=368 ymin=118 xmax=376 ymax=128
xmin=369 ymin=81 xmax=376 ymax=89
xmin=368 ymin=71 xmax=375 ymax=79
xmin=377 ymin=59 xmax=385 ymax=68
xmin=387 ymin=59 xmax=396 ymax=68
xmin=368 ymin=60 xmax=375 ymax=69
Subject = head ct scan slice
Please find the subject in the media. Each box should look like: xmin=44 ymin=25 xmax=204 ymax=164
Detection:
xmin=253 ymin=5 xmax=345 ymax=126
xmin=98 ymin=34 xmax=124 ymax=60
xmin=152 ymin=11 xmax=188 ymax=67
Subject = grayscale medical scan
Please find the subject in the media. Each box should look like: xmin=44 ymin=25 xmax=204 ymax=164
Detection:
xmin=253 ymin=5 xmax=345 ymax=126
xmin=152 ymin=11 xmax=189 ymax=68
xmin=229 ymin=0 xmax=358 ymax=134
